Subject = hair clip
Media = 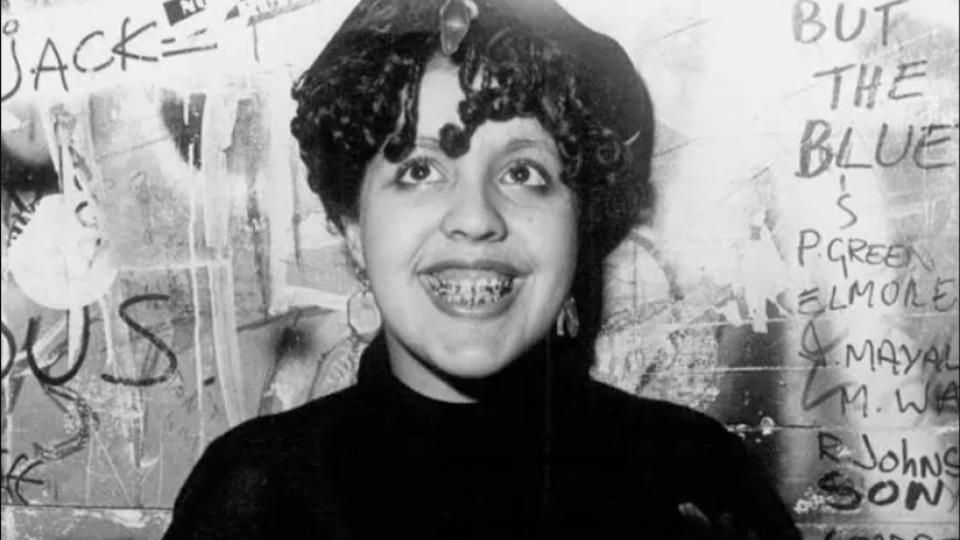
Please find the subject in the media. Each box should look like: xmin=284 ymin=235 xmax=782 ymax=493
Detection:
xmin=439 ymin=0 xmax=478 ymax=56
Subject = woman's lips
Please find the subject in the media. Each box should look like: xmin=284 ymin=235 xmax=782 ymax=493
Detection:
xmin=418 ymin=262 xmax=523 ymax=319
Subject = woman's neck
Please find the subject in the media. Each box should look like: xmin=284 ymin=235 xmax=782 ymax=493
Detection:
xmin=383 ymin=331 xmax=558 ymax=404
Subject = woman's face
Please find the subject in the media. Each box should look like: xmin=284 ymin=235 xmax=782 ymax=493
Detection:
xmin=344 ymin=56 xmax=578 ymax=403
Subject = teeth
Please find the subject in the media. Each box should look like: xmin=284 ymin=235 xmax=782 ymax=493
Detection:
xmin=424 ymin=274 xmax=514 ymax=306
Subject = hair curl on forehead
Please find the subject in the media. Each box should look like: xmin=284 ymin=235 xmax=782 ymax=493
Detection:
xmin=290 ymin=13 xmax=653 ymax=343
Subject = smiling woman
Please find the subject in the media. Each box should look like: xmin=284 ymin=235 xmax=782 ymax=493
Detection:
xmin=349 ymin=55 xmax=579 ymax=399
xmin=162 ymin=1 xmax=801 ymax=539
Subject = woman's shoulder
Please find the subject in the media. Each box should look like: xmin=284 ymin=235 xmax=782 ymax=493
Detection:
xmin=205 ymin=383 xmax=367 ymax=463
xmin=571 ymin=380 xmax=802 ymax=540
xmin=575 ymin=378 xmax=731 ymax=438
xmin=162 ymin=386 xmax=367 ymax=539
xmin=568 ymin=378 xmax=752 ymax=471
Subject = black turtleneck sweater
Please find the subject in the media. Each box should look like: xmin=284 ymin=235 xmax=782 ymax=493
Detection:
xmin=163 ymin=335 xmax=801 ymax=539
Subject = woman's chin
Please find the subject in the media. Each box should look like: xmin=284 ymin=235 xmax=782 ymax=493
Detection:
xmin=429 ymin=343 xmax=514 ymax=380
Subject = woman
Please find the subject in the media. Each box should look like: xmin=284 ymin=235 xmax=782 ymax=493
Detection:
xmin=164 ymin=0 xmax=801 ymax=538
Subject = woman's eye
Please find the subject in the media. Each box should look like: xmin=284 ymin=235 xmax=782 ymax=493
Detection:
xmin=396 ymin=158 xmax=444 ymax=185
xmin=501 ymin=161 xmax=549 ymax=187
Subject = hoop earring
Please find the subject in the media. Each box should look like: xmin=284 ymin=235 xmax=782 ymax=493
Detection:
xmin=556 ymin=296 xmax=579 ymax=338
xmin=347 ymin=278 xmax=381 ymax=342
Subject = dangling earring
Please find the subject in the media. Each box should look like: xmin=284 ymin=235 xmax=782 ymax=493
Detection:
xmin=312 ymin=266 xmax=381 ymax=398
xmin=347 ymin=272 xmax=381 ymax=342
xmin=556 ymin=296 xmax=580 ymax=338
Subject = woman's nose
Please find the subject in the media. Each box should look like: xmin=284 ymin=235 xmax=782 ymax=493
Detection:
xmin=439 ymin=179 xmax=507 ymax=242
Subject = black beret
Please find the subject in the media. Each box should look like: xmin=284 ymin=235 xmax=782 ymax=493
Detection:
xmin=313 ymin=0 xmax=652 ymax=148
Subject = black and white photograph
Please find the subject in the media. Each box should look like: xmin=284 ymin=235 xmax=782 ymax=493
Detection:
xmin=0 ymin=0 xmax=957 ymax=538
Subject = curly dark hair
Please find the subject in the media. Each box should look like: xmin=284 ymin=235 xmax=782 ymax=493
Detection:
xmin=290 ymin=3 xmax=654 ymax=346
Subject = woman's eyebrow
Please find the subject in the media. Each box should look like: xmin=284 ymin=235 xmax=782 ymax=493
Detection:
xmin=503 ymin=137 xmax=559 ymax=157
xmin=408 ymin=136 xmax=558 ymax=157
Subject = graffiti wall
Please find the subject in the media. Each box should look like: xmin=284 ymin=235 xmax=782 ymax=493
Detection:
xmin=1 ymin=0 xmax=957 ymax=538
